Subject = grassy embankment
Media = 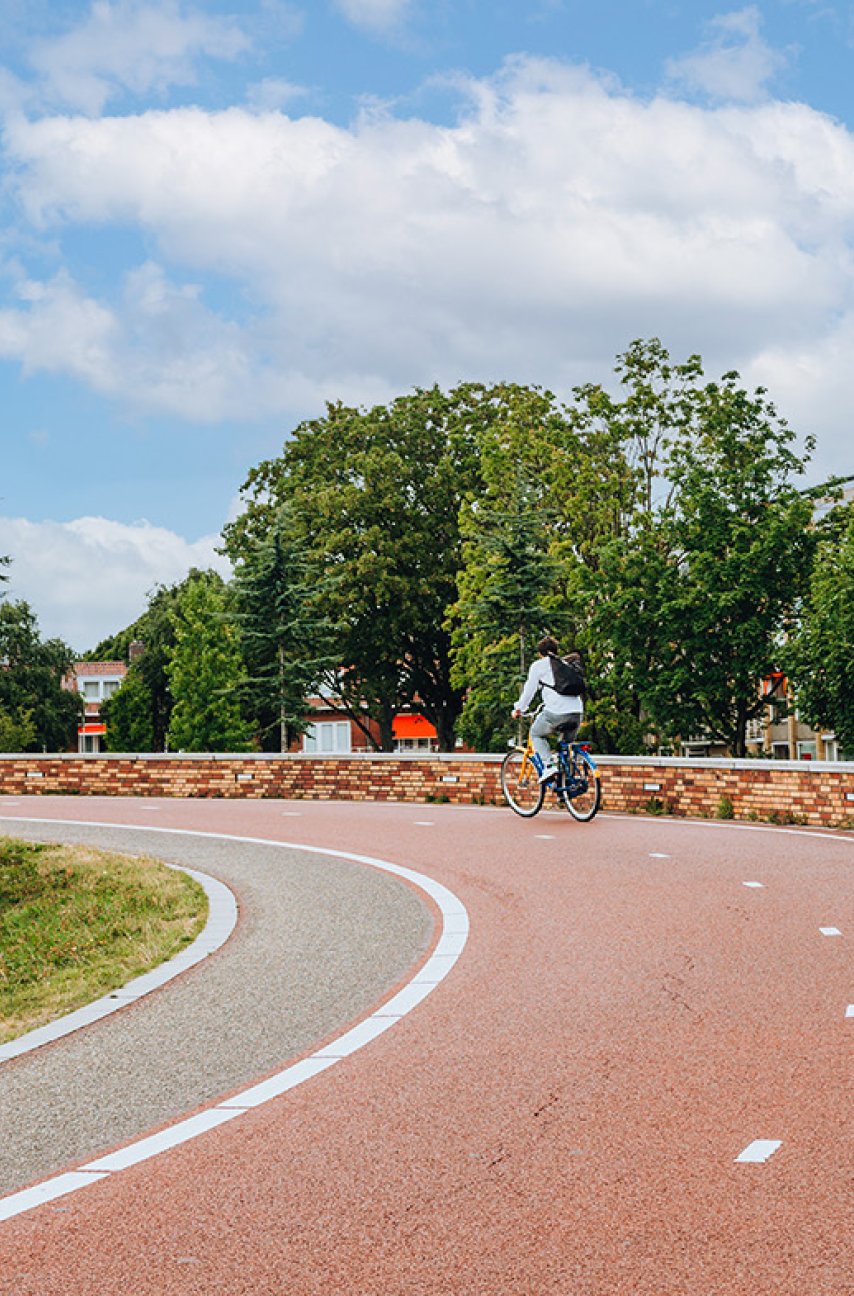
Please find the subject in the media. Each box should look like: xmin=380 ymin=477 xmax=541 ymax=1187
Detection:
xmin=0 ymin=838 xmax=208 ymax=1044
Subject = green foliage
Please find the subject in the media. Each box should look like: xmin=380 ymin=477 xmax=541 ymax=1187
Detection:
xmin=231 ymin=506 xmax=329 ymax=750
xmin=0 ymin=601 xmax=82 ymax=751
xmin=786 ymin=502 xmax=854 ymax=753
xmin=81 ymin=340 xmax=817 ymax=760
xmin=101 ymin=667 xmax=154 ymax=752
xmin=166 ymin=575 xmax=254 ymax=752
xmin=585 ymin=343 xmax=813 ymax=756
xmin=224 ymin=385 xmax=484 ymax=750
xmin=0 ymin=708 xmax=37 ymax=753
xmin=98 ymin=568 xmax=223 ymax=752
xmin=452 ymin=462 xmax=558 ymax=750
xmin=0 ymin=838 xmax=206 ymax=1042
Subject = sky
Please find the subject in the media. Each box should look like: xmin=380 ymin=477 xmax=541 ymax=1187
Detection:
xmin=2 ymin=0 xmax=854 ymax=651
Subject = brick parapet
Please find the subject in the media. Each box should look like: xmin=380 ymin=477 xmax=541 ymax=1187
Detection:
xmin=0 ymin=753 xmax=853 ymax=828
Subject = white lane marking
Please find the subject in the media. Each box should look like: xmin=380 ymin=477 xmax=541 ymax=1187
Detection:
xmin=735 ymin=1139 xmax=782 ymax=1164
xmin=414 ymin=821 xmax=434 ymax=826
xmin=649 ymin=852 xmax=670 ymax=859
xmin=0 ymin=1172 xmax=109 ymax=1223
xmin=845 ymin=1005 xmax=854 ymax=1019
xmin=820 ymin=927 xmax=842 ymax=937
xmin=0 ymin=818 xmax=469 ymax=1222
xmin=83 ymin=1109 xmax=240 ymax=1173
xmin=0 ymin=852 xmax=238 ymax=1065
xmin=281 ymin=812 xmax=302 ymax=817
xmin=742 ymin=881 xmax=764 ymax=888
xmin=535 ymin=834 xmax=555 ymax=840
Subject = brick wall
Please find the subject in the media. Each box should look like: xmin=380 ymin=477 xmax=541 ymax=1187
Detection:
xmin=1 ymin=753 xmax=854 ymax=828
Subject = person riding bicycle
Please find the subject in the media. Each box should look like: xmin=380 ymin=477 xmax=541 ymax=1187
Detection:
xmin=511 ymin=636 xmax=584 ymax=783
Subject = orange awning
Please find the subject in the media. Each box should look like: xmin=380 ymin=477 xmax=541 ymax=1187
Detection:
xmin=392 ymin=714 xmax=437 ymax=739
xmin=78 ymin=723 xmax=106 ymax=735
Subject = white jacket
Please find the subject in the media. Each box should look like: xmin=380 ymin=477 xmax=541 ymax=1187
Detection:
xmin=514 ymin=655 xmax=583 ymax=716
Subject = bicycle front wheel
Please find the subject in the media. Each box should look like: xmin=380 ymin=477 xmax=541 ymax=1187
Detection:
xmin=501 ymin=748 xmax=545 ymax=817
xmin=560 ymin=749 xmax=601 ymax=822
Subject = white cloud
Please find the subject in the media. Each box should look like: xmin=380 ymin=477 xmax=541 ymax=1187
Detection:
xmin=666 ymin=6 xmax=787 ymax=103
xmin=1 ymin=514 xmax=230 ymax=650
xmin=246 ymin=78 xmax=309 ymax=112
xmin=3 ymin=57 xmax=854 ymax=473
xmin=332 ymin=0 xmax=413 ymax=35
xmin=27 ymin=0 xmax=250 ymax=114
xmin=746 ymin=310 xmax=854 ymax=482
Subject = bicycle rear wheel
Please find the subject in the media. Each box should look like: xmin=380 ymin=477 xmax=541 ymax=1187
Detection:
xmin=560 ymin=748 xmax=601 ymax=822
xmin=501 ymin=748 xmax=545 ymax=817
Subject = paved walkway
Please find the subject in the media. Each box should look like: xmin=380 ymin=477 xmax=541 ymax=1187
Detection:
xmin=0 ymin=796 xmax=852 ymax=1295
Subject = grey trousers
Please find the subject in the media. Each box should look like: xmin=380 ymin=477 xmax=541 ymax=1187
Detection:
xmin=531 ymin=708 xmax=582 ymax=763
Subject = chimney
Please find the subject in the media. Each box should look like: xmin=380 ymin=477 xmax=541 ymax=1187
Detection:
xmin=128 ymin=639 xmax=145 ymax=663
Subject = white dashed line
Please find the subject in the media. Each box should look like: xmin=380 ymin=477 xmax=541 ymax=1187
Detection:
xmin=845 ymin=1005 xmax=854 ymax=1019
xmin=742 ymin=881 xmax=764 ymax=888
xmin=535 ymin=834 xmax=555 ymax=840
xmin=413 ymin=821 xmax=434 ymax=826
xmin=0 ymin=819 xmax=469 ymax=1223
xmin=281 ymin=812 xmax=302 ymax=817
xmin=820 ymin=927 xmax=842 ymax=937
xmin=649 ymin=853 xmax=670 ymax=859
xmin=735 ymin=1139 xmax=782 ymax=1164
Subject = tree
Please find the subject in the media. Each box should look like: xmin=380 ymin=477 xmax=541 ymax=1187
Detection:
xmin=628 ymin=371 xmax=812 ymax=755
xmin=97 ymin=569 xmax=223 ymax=752
xmin=786 ymin=502 xmax=854 ymax=754
xmin=448 ymin=380 xmax=633 ymax=751
xmin=580 ymin=343 xmax=814 ymax=756
xmin=451 ymin=467 xmax=558 ymax=750
xmin=100 ymin=667 xmax=155 ymax=752
xmin=230 ymin=506 xmax=328 ymax=751
xmin=224 ymin=385 xmax=484 ymax=750
xmin=0 ymin=601 xmax=82 ymax=751
xmin=166 ymin=576 xmax=254 ymax=752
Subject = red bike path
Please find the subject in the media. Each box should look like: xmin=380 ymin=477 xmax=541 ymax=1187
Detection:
xmin=0 ymin=795 xmax=852 ymax=1295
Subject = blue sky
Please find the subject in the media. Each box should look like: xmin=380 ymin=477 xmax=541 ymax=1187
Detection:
xmin=2 ymin=0 xmax=854 ymax=649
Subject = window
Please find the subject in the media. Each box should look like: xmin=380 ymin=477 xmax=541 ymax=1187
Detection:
xmin=394 ymin=736 xmax=435 ymax=752
xmin=797 ymin=740 xmax=817 ymax=761
xmin=82 ymin=680 xmax=100 ymax=700
xmin=771 ymin=742 xmax=791 ymax=760
xmin=102 ymin=680 xmax=121 ymax=699
xmin=302 ymin=721 xmax=351 ymax=754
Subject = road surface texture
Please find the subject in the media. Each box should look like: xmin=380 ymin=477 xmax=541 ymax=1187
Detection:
xmin=0 ymin=794 xmax=851 ymax=1295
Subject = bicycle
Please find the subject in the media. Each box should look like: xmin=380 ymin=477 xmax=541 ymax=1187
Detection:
xmin=501 ymin=715 xmax=601 ymax=821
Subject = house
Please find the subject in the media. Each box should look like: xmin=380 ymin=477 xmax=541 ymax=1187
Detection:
xmin=296 ymin=687 xmax=440 ymax=754
xmin=744 ymin=672 xmax=847 ymax=761
xmin=66 ymin=661 xmax=127 ymax=752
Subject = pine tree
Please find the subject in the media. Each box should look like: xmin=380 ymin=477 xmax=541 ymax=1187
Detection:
xmin=230 ymin=508 xmax=327 ymax=751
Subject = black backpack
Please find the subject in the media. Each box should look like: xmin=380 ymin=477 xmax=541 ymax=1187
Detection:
xmin=546 ymin=652 xmax=585 ymax=697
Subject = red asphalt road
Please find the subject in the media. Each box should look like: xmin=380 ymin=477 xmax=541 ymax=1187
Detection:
xmin=0 ymin=795 xmax=852 ymax=1295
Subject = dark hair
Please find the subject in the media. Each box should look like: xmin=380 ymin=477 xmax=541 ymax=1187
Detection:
xmin=537 ymin=635 xmax=559 ymax=657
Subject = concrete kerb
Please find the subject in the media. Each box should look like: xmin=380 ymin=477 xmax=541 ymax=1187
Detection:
xmin=0 ymin=820 xmax=239 ymax=1065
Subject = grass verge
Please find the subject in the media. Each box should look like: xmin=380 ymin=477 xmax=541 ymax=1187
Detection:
xmin=0 ymin=838 xmax=208 ymax=1044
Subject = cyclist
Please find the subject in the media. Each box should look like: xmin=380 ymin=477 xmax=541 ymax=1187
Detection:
xmin=511 ymin=636 xmax=584 ymax=782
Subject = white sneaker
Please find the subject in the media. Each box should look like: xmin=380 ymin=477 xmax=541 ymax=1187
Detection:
xmin=538 ymin=761 xmax=557 ymax=783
